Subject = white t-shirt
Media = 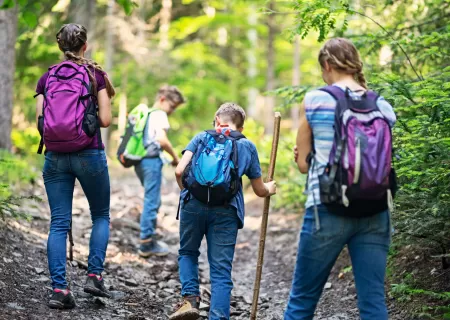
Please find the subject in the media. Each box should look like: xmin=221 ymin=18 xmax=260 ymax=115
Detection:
xmin=148 ymin=109 xmax=170 ymax=137
xmin=143 ymin=109 xmax=170 ymax=157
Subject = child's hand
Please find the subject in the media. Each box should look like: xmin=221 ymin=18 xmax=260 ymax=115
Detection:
xmin=265 ymin=181 xmax=277 ymax=196
xmin=171 ymin=156 xmax=180 ymax=167
xmin=293 ymin=145 xmax=299 ymax=163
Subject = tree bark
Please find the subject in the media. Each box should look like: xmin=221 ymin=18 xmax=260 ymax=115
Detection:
xmin=0 ymin=4 xmax=17 ymax=150
xmin=69 ymin=0 xmax=97 ymax=58
xmin=291 ymin=35 xmax=301 ymax=130
xmin=247 ymin=4 xmax=258 ymax=118
xmin=264 ymin=0 xmax=276 ymax=134
xmin=159 ymin=0 xmax=172 ymax=50
xmin=100 ymin=0 xmax=115 ymax=155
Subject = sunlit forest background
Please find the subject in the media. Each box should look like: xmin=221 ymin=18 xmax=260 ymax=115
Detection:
xmin=0 ymin=0 xmax=449 ymax=318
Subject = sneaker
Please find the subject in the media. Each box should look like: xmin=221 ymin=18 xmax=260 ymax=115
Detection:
xmin=48 ymin=289 xmax=76 ymax=309
xmin=83 ymin=274 xmax=111 ymax=298
xmin=168 ymin=296 xmax=200 ymax=320
xmin=139 ymin=237 xmax=169 ymax=257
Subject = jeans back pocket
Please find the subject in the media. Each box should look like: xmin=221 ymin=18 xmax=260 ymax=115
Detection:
xmin=43 ymin=152 xmax=58 ymax=174
xmin=77 ymin=152 xmax=107 ymax=176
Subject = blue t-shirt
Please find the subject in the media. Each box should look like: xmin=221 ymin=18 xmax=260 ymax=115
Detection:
xmin=181 ymin=130 xmax=262 ymax=228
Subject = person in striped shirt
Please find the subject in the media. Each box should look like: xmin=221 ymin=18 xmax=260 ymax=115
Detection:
xmin=285 ymin=38 xmax=396 ymax=320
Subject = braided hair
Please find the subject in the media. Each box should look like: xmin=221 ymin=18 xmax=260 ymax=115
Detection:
xmin=318 ymin=38 xmax=367 ymax=89
xmin=56 ymin=24 xmax=115 ymax=98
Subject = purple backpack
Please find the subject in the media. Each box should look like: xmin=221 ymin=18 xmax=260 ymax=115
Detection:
xmin=317 ymin=86 xmax=396 ymax=215
xmin=37 ymin=61 xmax=101 ymax=154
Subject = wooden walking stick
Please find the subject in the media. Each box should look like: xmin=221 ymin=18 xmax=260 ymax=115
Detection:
xmin=250 ymin=112 xmax=281 ymax=320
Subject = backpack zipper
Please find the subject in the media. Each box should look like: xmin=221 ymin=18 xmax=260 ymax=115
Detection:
xmin=353 ymin=137 xmax=361 ymax=184
xmin=207 ymin=187 xmax=210 ymax=204
xmin=49 ymin=89 xmax=77 ymax=99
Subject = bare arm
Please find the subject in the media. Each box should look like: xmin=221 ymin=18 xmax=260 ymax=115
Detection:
xmin=250 ymin=177 xmax=277 ymax=198
xmin=296 ymin=101 xmax=312 ymax=174
xmin=175 ymin=150 xmax=193 ymax=190
xmin=157 ymin=129 xmax=179 ymax=165
xmin=97 ymin=89 xmax=112 ymax=128
xmin=36 ymin=95 xmax=44 ymax=128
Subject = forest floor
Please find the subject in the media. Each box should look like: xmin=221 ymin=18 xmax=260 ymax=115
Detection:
xmin=0 ymin=163 xmax=447 ymax=320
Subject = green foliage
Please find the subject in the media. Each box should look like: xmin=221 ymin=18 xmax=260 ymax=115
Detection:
xmin=293 ymin=0 xmax=350 ymax=41
xmin=370 ymin=70 xmax=450 ymax=250
xmin=11 ymin=128 xmax=41 ymax=155
xmin=0 ymin=150 xmax=39 ymax=221
xmin=244 ymin=119 xmax=306 ymax=210
xmin=0 ymin=0 xmax=15 ymax=9
xmin=116 ymin=0 xmax=138 ymax=15
xmin=341 ymin=265 xmax=352 ymax=274
xmin=390 ymin=272 xmax=450 ymax=319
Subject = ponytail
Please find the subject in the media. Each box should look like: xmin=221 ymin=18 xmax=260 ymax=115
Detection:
xmin=356 ymin=71 xmax=367 ymax=89
xmin=64 ymin=51 xmax=116 ymax=98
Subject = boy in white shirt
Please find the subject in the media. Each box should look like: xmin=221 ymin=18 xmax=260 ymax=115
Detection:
xmin=135 ymin=85 xmax=185 ymax=257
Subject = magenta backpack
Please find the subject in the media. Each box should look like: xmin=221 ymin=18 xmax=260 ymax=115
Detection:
xmin=37 ymin=61 xmax=101 ymax=154
xmin=316 ymin=86 xmax=397 ymax=216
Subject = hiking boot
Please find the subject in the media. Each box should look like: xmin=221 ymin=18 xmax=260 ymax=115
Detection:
xmin=169 ymin=296 xmax=200 ymax=320
xmin=48 ymin=289 xmax=76 ymax=309
xmin=83 ymin=274 xmax=111 ymax=298
xmin=139 ymin=237 xmax=169 ymax=257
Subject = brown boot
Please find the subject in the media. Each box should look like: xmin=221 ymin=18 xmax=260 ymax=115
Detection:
xmin=168 ymin=296 xmax=200 ymax=320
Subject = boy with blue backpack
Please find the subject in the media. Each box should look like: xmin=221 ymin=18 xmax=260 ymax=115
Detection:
xmin=169 ymin=103 xmax=277 ymax=320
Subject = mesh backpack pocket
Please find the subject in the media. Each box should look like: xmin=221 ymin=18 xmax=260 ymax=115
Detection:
xmin=182 ymin=130 xmax=245 ymax=206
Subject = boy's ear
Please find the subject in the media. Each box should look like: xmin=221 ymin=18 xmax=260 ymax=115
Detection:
xmin=238 ymin=127 xmax=244 ymax=132
xmin=82 ymin=43 xmax=87 ymax=53
xmin=214 ymin=116 xmax=221 ymax=126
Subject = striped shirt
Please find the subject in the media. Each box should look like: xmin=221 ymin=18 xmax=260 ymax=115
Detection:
xmin=304 ymin=84 xmax=397 ymax=209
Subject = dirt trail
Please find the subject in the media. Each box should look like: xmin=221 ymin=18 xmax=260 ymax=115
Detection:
xmin=0 ymin=164 xmax=405 ymax=319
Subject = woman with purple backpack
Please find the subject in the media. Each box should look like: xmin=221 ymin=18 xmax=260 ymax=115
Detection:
xmin=285 ymin=38 xmax=397 ymax=320
xmin=35 ymin=23 xmax=115 ymax=309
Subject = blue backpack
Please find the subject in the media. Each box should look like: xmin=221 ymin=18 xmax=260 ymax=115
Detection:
xmin=182 ymin=130 xmax=245 ymax=206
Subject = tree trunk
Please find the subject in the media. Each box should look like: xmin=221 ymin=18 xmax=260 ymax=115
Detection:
xmin=69 ymin=0 xmax=97 ymax=58
xmin=291 ymin=35 xmax=301 ymax=130
xmin=100 ymin=0 xmax=115 ymax=155
xmin=264 ymin=0 xmax=276 ymax=134
xmin=159 ymin=0 xmax=172 ymax=50
xmin=118 ymin=68 xmax=128 ymax=135
xmin=247 ymin=4 xmax=258 ymax=118
xmin=0 ymin=5 xmax=17 ymax=150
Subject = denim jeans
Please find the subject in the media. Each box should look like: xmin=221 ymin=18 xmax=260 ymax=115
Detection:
xmin=43 ymin=149 xmax=110 ymax=290
xmin=134 ymin=157 xmax=163 ymax=240
xmin=284 ymin=205 xmax=391 ymax=320
xmin=178 ymin=198 xmax=239 ymax=320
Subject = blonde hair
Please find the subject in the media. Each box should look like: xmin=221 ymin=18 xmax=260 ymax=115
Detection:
xmin=56 ymin=23 xmax=116 ymax=98
xmin=318 ymin=38 xmax=367 ymax=89
xmin=215 ymin=102 xmax=246 ymax=128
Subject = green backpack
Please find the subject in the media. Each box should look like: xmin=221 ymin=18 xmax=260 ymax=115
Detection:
xmin=117 ymin=104 xmax=157 ymax=168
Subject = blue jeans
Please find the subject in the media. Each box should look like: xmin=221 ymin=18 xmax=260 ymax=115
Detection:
xmin=134 ymin=157 xmax=163 ymax=240
xmin=284 ymin=205 xmax=391 ymax=320
xmin=43 ymin=149 xmax=110 ymax=290
xmin=178 ymin=198 xmax=239 ymax=320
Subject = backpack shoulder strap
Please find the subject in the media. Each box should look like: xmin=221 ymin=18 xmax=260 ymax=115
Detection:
xmin=205 ymin=129 xmax=219 ymax=137
xmin=144 ymin=107 xmax=159 ymax=126
xmin=319 ymin=85 xmax=346 ymax=101
xmin=365 ymin=90 xmax=379 ymax=101
xmin=229 ymin=131 xmax=246 ymax=140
